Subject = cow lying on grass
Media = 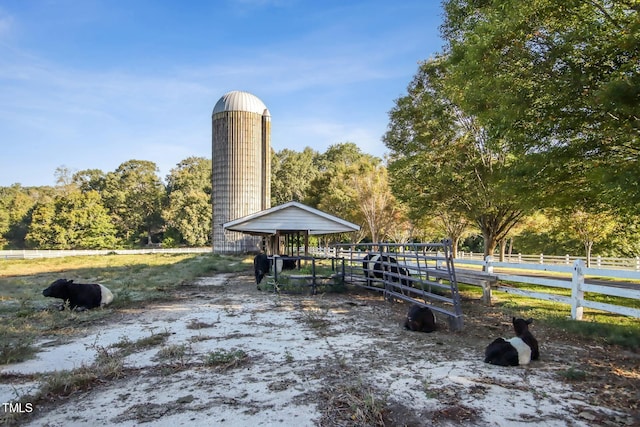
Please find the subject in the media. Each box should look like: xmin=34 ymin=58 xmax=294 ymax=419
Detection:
xmin=404 ymin=304 xmax=437 ymax=333
xmin=484 ymin=317 xmax=540 ymax=366
xmin=42 ymin=278 xmax=114 ymax=311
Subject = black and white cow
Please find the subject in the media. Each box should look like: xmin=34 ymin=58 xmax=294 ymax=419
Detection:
xmin=484 ymin=317 xmax=540 ymax=366
xmin=253 ymin=253 xmax=271 ymax=287
xmin=404 ymin=304 xmax=437 ymax=333
xmin=42 ymin=278 xmax=114 ymax=310
xmin=362 ymin=253 xmax=411 ymax=286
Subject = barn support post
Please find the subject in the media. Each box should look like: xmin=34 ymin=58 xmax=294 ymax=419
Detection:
xmin=571 ymin=259 xmax=585 ymax=320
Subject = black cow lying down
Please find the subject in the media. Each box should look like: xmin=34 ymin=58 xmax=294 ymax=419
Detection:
xmin=42 ymin=278 xmax=114 ymax=310
xmin=404 ymin=304 xmax=437 ymax=333
xmin=484 ymin=317 xmax=540 ymax=366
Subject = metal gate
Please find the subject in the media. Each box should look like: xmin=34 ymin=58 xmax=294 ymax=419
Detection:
xmin=333 ymin=240 xmax=464 ymax=331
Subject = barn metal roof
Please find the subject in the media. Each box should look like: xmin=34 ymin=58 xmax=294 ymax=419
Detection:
xmin=222 ymin=201 xmax=360 ymax=235
xmin=212 ymin=90 xmax=270 ymax=116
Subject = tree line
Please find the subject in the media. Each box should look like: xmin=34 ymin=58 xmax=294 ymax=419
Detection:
xmin=1 ymin=139 xmax=638 ymax=258
xmin=0 ymin=144 xmax=404 ymax=250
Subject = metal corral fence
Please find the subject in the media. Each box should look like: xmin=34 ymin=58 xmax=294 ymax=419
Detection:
xmin=454 ymin=256 xmax=640 ymax=320
xmin=313 ymin=247 xmax=640 ymax=271
xmin=0 ymin=248 xmax=212 ymax=259
xmin=332 ymin=241 xmax=464 ymax=331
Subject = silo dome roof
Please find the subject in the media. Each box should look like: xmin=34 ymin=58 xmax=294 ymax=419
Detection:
xmin=212 ymin=91 xmax=268 ymax=115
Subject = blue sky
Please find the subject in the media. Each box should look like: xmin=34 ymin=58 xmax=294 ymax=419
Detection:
xmin=0 ymin=0 xmax=445 ymax=187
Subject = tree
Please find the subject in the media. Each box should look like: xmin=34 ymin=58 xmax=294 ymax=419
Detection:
xmin=349 ymin=162 xmax=406 ymax=244
xmin=271 ymin=147 xmax=320 ymax=205
xmin=72 ymin=169 xmax=107 ymax=193
xmin=103 ymin=160 xmax=166 ymax=245
xmin=26 ymin=190 xmax=117 ymax=249
xmin=306 ymin=143 xmax=403 ymax=243
xmin=442 ymin=0 xmax=640 ymax=210
xmin=562 ymin=208 xmax=617 ymax=267
xmin=0 ymin=185 xmax=54 ymax=248
xmin=164 ymin=157 xmax=212 ymax=246
xmin=385 ymin=58 xmax=524 ymax=258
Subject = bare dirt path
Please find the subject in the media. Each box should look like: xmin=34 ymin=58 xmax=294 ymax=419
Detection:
xmin=1 ymin=273 xmax=638 ymax=426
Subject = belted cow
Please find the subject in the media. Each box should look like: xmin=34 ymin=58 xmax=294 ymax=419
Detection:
xmin=42 ymin=278 xmax=114 ymax=311
xmin=484 ymin=317 xmax=540 ymax=366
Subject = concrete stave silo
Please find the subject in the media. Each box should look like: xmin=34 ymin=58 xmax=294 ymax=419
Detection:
xmin=212 ymin=91 xmax=271 ymax=253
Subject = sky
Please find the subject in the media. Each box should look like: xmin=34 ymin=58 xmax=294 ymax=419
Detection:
xmin=0 ymin=0 xmax=445 ymax=187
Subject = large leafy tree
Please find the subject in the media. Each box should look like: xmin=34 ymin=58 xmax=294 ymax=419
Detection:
xmin=271 ymin=147 xmax=320 ymax=205
xmin=306 ymin=143 xmax=405 ymax=243
xmin=164 ymin=157 xmax=212 ymax=246
xmin=385 ymin=58 xmax=524 ymax=257
xmin=72 ymin=169 xmax=107 ymax=193
xmin=442 ymin=0 xmax=640 ymax=210
xmin=0 ymin=185 xmax=54 ymax=248
xmin=103 ymin=160 xmax=166 ymax=246
xmin=26 ymin=190 xmax=117 ymax=249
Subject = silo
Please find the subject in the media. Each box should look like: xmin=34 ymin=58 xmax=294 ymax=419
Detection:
xmin=212 ymin=91 xmax=271 ymax=253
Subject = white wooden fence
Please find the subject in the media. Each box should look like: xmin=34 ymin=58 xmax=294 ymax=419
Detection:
xmin=455 ymin=256 xmax=640 ymax=320
xmin=456 ymin=251 xmax=640 ymax=271
xmin=0 ymin=248 xmax=211 ymax=259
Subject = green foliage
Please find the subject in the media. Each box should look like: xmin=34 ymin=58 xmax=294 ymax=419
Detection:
xmin=271 ymin=147 xmax=320 ymax=205
xmin=164 ymin=157 xmax=212 ymax=246
xmin=102 ymin=160 xmax=166 ymax=246
xmin=25 ymin=190 xmax=117 ymax=249
xmin=442 ymin=0 xmax=640 ymax=209
xmin=384 ymin=58 xmax=524 ymax=255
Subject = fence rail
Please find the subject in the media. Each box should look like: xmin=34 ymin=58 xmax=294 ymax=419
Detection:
xmin=310 ymin=247 xmax=640 ymax=271
xmin=456 ymin=252 xmax=640 ymax=270
xmin=313 ymin=247 xmax=640 ymax=320
xmin=456 ymin=256 xmax=640 ymax=320
xmin=0 ymin=248 xmax=211 ymax=259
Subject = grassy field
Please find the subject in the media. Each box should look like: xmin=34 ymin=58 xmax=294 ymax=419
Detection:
xmin=0 ymin=253 xmax=253 ymax=364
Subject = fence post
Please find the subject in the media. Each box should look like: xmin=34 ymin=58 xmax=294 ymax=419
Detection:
xmin=565 ymin=254 xmax=570 ymax=265
xmin=539 ymin=253 xmax=544 ymax=264
xmin=636 ymin=257 xmax=640 ymax=272
xmin=571 ymin=259 xmax=585 ymax=320
xmin=484 ymin=255 xmax=494 ymax=274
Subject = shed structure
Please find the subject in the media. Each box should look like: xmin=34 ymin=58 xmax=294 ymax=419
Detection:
xmin=222 ymin=201 xmax=360 ymax=255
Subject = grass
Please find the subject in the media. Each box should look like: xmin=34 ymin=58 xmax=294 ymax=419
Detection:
xmin=203 ymin=349 xmax=248 ymax=370
xmin=458 ymin=282 xmax=640 ymax=350
xmin=0 ymin=252 xmax=252 ymax=364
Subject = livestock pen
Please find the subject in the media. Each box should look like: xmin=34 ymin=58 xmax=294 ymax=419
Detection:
xmin=332 ymin=241 xmax=465 ymax=331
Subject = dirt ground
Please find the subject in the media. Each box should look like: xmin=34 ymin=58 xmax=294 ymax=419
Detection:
xmin=1 ymin=272 xmax=639 ymax=426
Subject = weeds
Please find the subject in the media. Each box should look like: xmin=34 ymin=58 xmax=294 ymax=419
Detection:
xmin=203 ymin=349 xmax=248 ymax=370
xmin=559 ymin=366 xmax=588 ymax=381
xmin=319 ymin=382 xmax=387 ymax=427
